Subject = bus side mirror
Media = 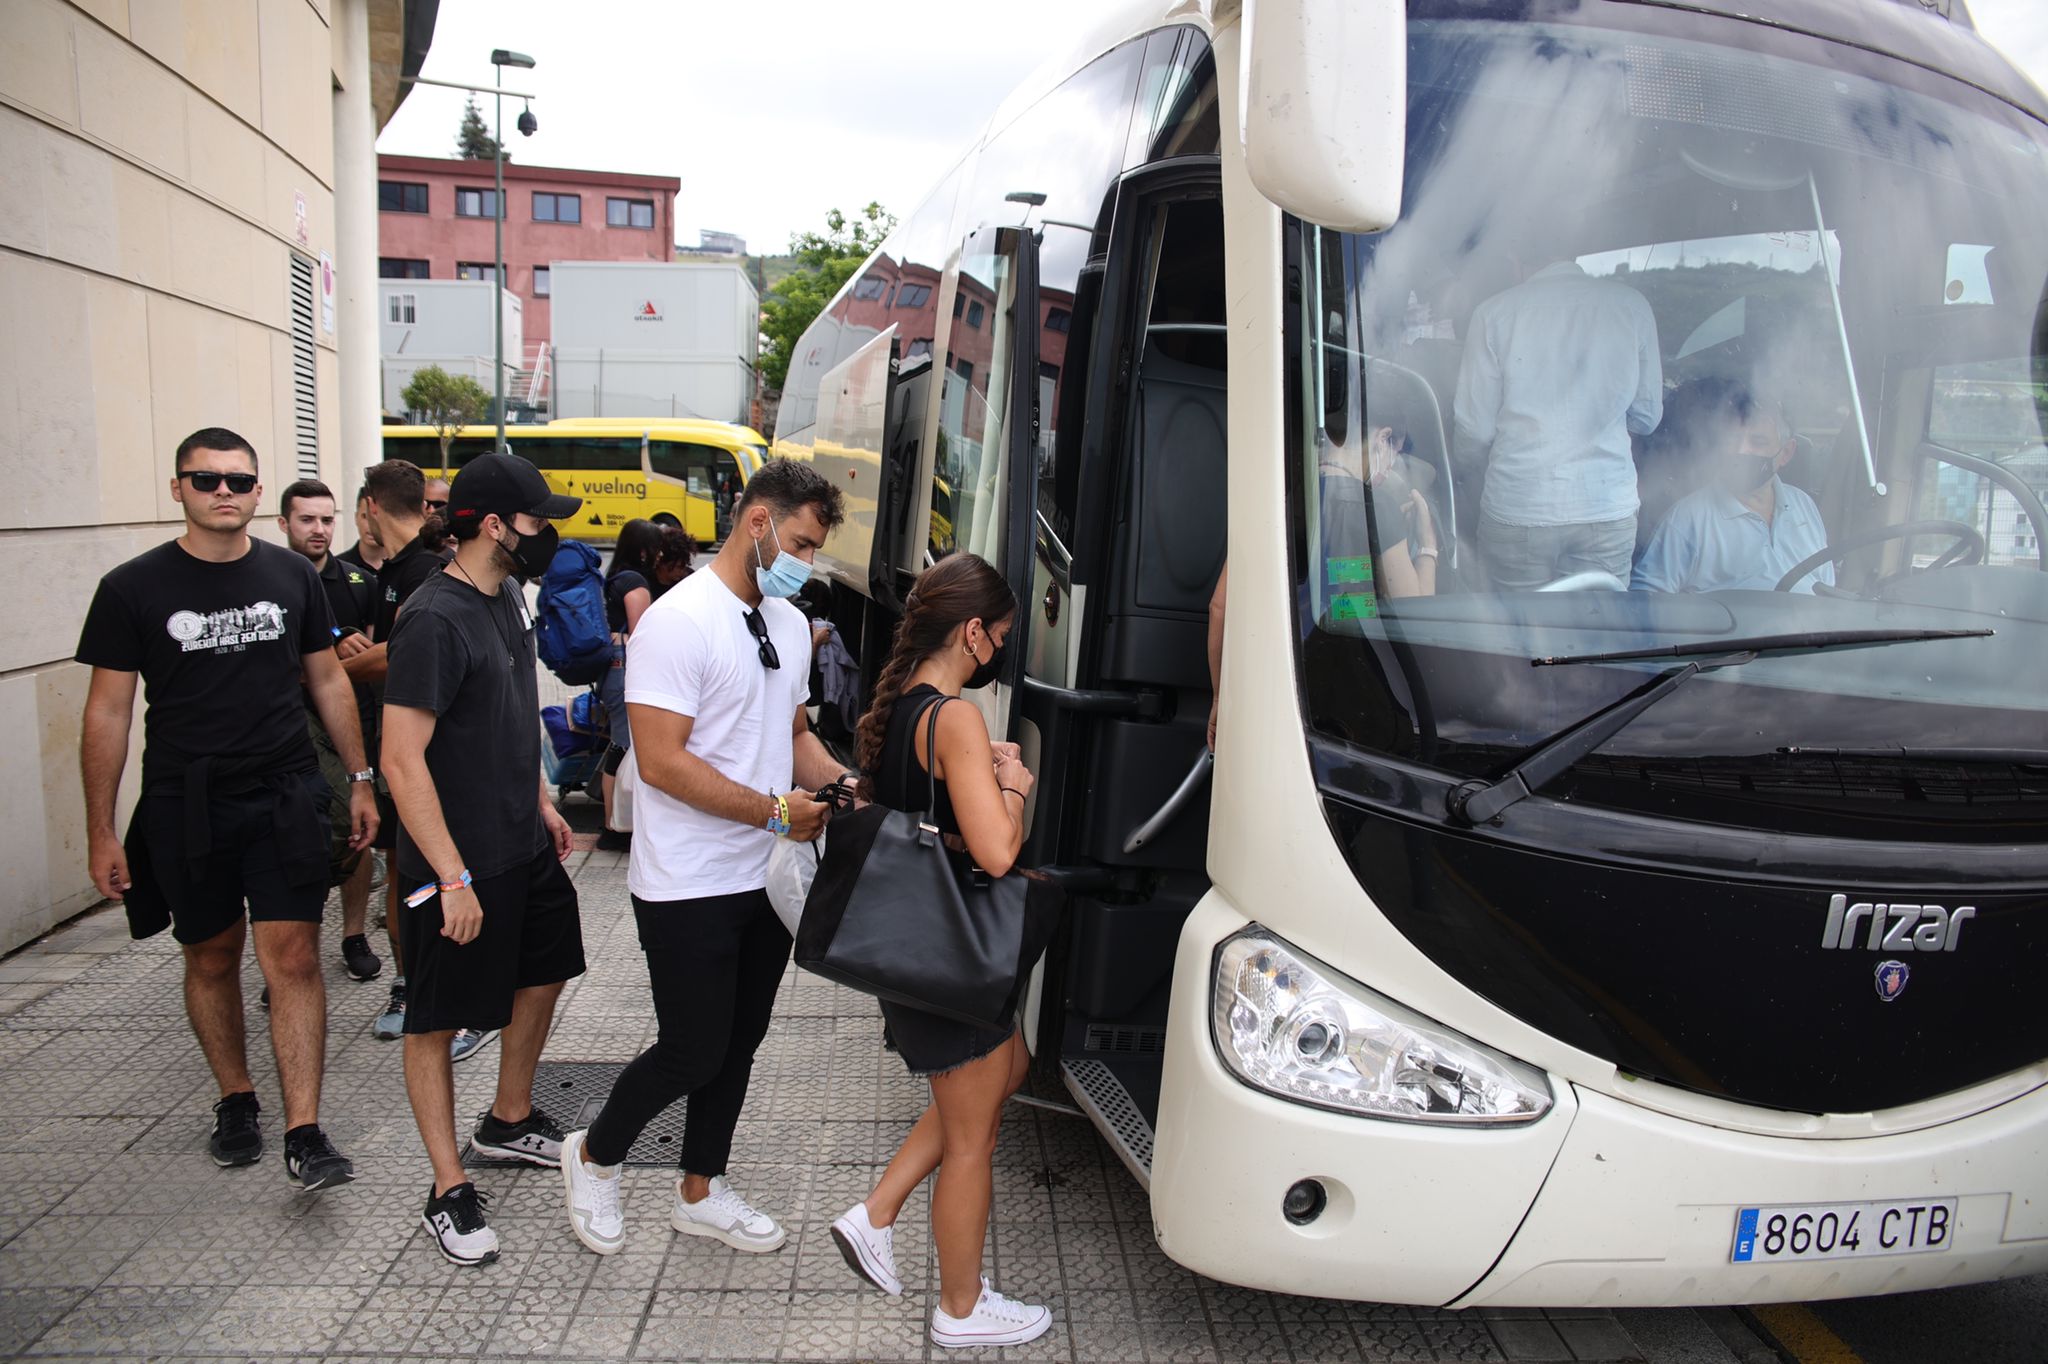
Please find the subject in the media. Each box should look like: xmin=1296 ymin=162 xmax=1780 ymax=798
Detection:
xmin=1241 ymin=0 xmax=1406 ymax=233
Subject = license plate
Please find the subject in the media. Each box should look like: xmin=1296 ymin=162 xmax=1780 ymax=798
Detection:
xmin=1731 ymin=1199 xmax=1957 ymax=1264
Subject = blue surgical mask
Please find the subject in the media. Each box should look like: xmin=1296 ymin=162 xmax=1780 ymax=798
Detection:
xmin=753 ymin=521 xmax=811 ymax=599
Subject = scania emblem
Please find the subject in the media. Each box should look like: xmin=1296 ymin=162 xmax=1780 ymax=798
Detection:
xmin=1820 ymin=894 xmax=1975 ymax=953
xmin=1874 ymin=960 xmax=1911 ymax=1002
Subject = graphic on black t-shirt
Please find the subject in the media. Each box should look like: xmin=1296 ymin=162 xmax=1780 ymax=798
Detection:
xmin=165 ymin=600 xmax=290 ymax=653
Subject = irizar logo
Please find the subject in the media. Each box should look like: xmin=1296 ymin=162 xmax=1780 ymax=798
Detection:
xmin=1820 ymin=894 xmax=1975 ymax=952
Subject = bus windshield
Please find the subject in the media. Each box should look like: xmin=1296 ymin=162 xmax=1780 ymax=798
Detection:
xmin=1296 ymin=19 xmax=2048 ymax=832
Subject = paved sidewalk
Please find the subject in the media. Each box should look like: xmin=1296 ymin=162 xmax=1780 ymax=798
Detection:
xmin=0 ymin=856 xmax=1774 ymax=1363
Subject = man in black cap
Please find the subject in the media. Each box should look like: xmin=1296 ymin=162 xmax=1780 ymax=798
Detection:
xmin=381 ymin=452 xmax=587 ymax=1266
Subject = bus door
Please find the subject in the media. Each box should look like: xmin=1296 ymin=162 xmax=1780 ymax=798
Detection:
xmin=1005 ymin=165 xmax=1226 ymax=1186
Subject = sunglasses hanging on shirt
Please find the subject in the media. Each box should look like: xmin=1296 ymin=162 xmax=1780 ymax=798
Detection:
xmin=743 ymin=606 xmax=781 ymax=671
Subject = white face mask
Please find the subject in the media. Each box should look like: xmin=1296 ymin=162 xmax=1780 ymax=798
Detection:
xmin=753 ymin=520 xmax=810 ymax=598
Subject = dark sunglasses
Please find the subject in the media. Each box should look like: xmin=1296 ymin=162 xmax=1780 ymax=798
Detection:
xmin=180 ymin=470 xmax=258 ymax=495
xmin=743 ymin=607 xmax=781 ymax=671
xmin=426 ymin=500 xmax=448 ymax=513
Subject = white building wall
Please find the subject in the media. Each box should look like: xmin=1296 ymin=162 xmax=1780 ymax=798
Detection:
xmin=549 ymin=261 xmax=757 ymax=422
xmin=0 ymin=0 xmax=364 ymax=951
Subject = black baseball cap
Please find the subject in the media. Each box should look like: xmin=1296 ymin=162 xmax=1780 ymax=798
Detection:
xmin=446 ymin=452 xmax=582 ymax=527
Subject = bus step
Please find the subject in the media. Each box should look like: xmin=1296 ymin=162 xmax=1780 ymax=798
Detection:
xmin=1061 ymin=1058 xmax=1156 ymax=1191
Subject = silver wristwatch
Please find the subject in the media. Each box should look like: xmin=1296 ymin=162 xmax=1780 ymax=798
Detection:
xmin=348 ymin=769 xmax=376 ymax=784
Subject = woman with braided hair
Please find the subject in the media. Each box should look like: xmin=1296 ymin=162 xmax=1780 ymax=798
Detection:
xmin=827 ymin=552 xmax=1052 ymax=1348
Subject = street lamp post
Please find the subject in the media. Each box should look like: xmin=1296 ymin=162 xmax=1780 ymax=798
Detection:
xmin=491 ymin=49 xmax=536 ymax=452
xmin=401 ymin=58 xmax=537 ymax=452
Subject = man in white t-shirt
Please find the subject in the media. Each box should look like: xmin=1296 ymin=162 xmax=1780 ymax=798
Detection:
xmin=560 ymin=460 xmax=851 ymax=1257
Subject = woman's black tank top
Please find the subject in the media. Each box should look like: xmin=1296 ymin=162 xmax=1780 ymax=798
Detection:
xmin=873 ymin=684 xmax=960 ymax=836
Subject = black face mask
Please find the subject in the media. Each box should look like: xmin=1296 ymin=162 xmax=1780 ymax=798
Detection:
xmin=497 ymin=522 xmax=559 ymax=581
xmin=1722 ymin=455 xmax=1778 ymax=494
xmin=966 ymin=642 xmax=1007 ymax=690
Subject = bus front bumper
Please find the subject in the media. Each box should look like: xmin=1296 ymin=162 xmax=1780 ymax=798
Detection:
xmin=1150 ymin=896 xmax=2048 ymax=1307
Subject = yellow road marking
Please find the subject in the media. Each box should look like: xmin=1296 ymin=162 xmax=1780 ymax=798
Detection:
xmin=1750 ymin=1304 xmax=1865 ymax=1364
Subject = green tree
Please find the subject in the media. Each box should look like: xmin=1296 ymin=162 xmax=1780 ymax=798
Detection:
xmin=402 ymin=365 xmax=492 ymax=462
xmin=456 ymin=96 xmax=503 ymax=162
xmin=758 ymin=202 xmax=896 ymax=393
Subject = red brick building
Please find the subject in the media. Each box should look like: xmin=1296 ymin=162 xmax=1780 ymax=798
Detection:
xmin=376 ymin=154 xmax=680 ymax=347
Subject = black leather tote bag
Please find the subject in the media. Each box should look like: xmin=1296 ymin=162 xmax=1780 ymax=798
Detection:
xmin=795 ymin=695 xmax=1029 ymax=1029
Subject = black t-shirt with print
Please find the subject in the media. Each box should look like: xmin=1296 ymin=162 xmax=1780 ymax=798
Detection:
xmin=75 ymin=539 xmax=334 ymax=773
xmin=373 ymin=534 xmax=448 ymax=642
xmin=383 ymin=569 xmax=546 ymax=883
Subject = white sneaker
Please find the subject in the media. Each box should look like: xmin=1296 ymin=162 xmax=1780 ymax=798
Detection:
xmin=670 ymin=1174 xmax=786 ymax=1252
xmin=931 ymin=1278 xmax=1052 ymax=1349
xmin=560 ymin=1129 xmax=625 ymax=1255
xmin=829 ymin=1202 xmax=902 ymax=1295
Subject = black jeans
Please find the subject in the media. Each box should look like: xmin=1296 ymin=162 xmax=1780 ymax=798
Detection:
xmin=584 ymin=889 xmax=791 ymax=1172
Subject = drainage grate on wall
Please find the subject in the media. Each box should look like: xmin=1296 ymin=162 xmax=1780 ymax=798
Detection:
xmin=465 ymin=1060 xmax=684 ymax=1167
xmin=1061 ymin=1059 xmax=1155 ymax=1190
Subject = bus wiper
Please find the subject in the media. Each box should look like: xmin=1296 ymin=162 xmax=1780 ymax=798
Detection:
xmin=1446 ymin=628 xmax=1994 ymax=826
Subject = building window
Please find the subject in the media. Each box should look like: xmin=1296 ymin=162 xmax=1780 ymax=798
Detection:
xmin=896 ymin=283 xmax=933 ymax=310
xmin=851 ymin=276 xmax=887 ymax=301
xmin=953 ymin=357 xmax=974 ymax=384
xmin=533 ymin=266 xmax=550 ymax=298
xmin=379 ymin=257 xmax=430 ymax=279
xmin=1045 ymin=307 xmax=1072 ymax=333
xmin=607 ymin=197 xmax=655 ymax=229
xmin=457 ymin=262 xmax=498 ymax=283
xmin=905 ymin=338 xmax=933 ymax=361
xmin=533 ymin=192 xmax=581 ymax=224
xmin=953 ymin=292 xmax=965 ymax=317
xmin=378 ymin=180 xmax=428 ymax=213
xmin=966 ymin=300 xmax=985 ymax=328
xmin=455 ymin=187 xmax=501 ymax=219
xmin=387 ymin=293 xmax=417 ymax=324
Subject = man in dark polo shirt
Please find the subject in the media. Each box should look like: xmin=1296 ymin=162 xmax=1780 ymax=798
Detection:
xmin=279 ymin=477 xmax=384 ymax=982
xmin=382 ymin=452 xmax=586 ymax=1266
xmin=338 ymin=484 xmax=383 ymax=573
xmin=78 ymin=428 xmax=377 ymax=1190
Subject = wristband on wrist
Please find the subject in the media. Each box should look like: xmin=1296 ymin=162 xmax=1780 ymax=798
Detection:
xmin=1000 ymin=786 xmax=1027 ymax=800
xmin=402 ymin=868 xmax=472 ymax=909
xmin=765 ymin=792 xmax=792 ymax=836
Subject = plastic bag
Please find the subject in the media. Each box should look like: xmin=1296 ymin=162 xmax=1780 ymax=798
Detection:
xmin=765 ymin=832 xmax=824 ymax=937
xmin=611 ymin=746 xmax=638 ymax=833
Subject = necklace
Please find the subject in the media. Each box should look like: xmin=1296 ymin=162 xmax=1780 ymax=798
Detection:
xmin=451 ymin=556 xmax=519 ymax=669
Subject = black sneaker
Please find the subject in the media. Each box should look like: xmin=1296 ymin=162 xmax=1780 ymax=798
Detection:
xmin=422 ymin=1182 xmax=499 ymax=1266
xmin=595 ymin=827 xmax=632 ymax=852
xmin=284 ymin=1125 xmax=356 ymax=1192
xmin=471 ymin=1107 xmax=565 ymax=1167
xmin=210 ymin=1091 xmax=263 ymax=1168
xmin=342 ymin=933 xmax=383 ymax=981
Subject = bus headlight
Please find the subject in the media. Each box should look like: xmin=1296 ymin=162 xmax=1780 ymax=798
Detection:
xmin=1211 ymin=929 xmax=1552 ymax=1125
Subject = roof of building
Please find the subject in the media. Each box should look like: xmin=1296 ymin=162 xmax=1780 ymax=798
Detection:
xmin=377 ymin=153 xmax=680 ymax=192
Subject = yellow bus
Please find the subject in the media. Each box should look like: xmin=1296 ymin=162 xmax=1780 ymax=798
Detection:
xmin=552 ymin=417 xmax=771 ymax=477
xmin=378 ymin=419 xmax=755 ymax=544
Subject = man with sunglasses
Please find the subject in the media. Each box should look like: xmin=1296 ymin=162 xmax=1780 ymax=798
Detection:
xmin=424 ymin=475 xmax=451 ymax=519
xmin=561 ymin=459 xmax=847 ymax=1258
xmin=77 ymin=427 xmax=376 ymax=1190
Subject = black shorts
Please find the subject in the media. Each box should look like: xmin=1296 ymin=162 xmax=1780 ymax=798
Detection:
xmin=368 ymin=787 xmax=398 ymax=851
xmin=136 ymin=772 xmax=330 ymax=947
xmin=400 ymin=846 xmax=586 ymax=1034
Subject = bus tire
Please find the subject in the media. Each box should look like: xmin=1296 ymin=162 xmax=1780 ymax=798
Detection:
xmin=652 ymin=513 xmax=680 ymax=529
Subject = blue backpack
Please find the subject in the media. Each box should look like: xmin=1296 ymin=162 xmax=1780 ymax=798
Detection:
xmin=535 ymin=541 xmax=612 ymax=685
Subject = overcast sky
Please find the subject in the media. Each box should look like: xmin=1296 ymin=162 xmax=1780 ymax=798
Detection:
xmin=376 ymin=0 xmax=2048 ymax=256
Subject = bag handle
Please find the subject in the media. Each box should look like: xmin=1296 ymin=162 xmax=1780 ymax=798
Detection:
xmin=893 ymin=690 xmax=950 ymax=820
xmin=920 ymin=694 xmax=952 ymax=821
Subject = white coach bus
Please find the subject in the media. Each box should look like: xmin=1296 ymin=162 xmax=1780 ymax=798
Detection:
xmin=773 ymin=0 xmax=2048 ymax=1307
